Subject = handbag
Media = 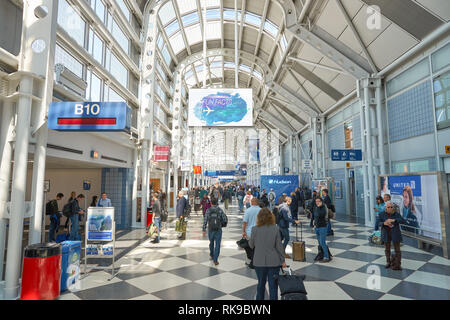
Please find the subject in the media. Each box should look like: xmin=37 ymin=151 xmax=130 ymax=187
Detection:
xmin=147 ymin=222 xmax=158 ymax=238
xmin=175 ymin=217 xmax=187 ymax=233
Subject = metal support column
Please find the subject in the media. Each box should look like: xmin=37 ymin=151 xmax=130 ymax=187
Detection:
xmin=131 ymin=149 xmax=139 ymax=228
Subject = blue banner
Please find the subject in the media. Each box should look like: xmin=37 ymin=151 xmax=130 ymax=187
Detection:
xmin=261 ymin=175 xmax=299 ymax=203
xmin=388 ymin=175 xmax=422 ymax=196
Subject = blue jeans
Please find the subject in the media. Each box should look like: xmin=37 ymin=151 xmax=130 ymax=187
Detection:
xmin=69 ymin=214 xmax=80 ymax=241
xmin=327 ymin=221 xmax=333 ymax=235
xmin=238 ymin=197 xmax=244 ymax=211
xmin=246 ymin=202 xmax=251 ymax=209
xmin=49 ymin=214 xmax=60 ymax=242
xmin=254 ymin=266 xmax=279 ymax=300
xmin=374 ymin=215 xmax=379 ymax=231
xmin=279 ymin=227 xmax=290 ymax=249
xmin=153 ymin=217 xmax=161 ymax=241
xmin=208 ymin=228 xmax=222 ymax=262
xmin=315 ymin=227 xmax=329 ymax=259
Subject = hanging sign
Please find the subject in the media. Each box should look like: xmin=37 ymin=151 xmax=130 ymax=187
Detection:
xmin=154 ymin=145 xmax=170 ymax=162
xmin=193 ymin=166 xmax=202 ymax=174
xmin=331 ymin=149 xmax=362 ymax=161
xmin=48 ymin=102 xmax=131 ymax=132
xmin=180 ymin=160 xmax=191 ymax=172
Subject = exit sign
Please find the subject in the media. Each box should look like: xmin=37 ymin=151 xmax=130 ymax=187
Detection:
xmin=49 ymin=102 xmax=131 ymax=132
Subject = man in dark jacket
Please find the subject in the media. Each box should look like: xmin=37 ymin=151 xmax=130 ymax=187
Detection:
xmin=278 ymin=197 xmax=300 ymax=258
xmin=47 ymin=193 xmax=64 ymax=242
xmin=379 ymin=202 xmax=406 ymax=270
xmin=69 ymin=194 xmax=85 ymax=241
xmin=322 ymin=189 xmax=334 ymax=236
xmin=202 ymin=197 xmax=228 ymax=265
xmin=176 ymin=191 xmax=187 ymax=240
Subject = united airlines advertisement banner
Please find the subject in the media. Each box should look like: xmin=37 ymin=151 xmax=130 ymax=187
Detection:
xmin=188 ymin=89 xmax=253 ymax=127
xmin=261 ymin=175 xmax=299 ymax=203
xmin=379 ymin=174 xmax=441 ymax=240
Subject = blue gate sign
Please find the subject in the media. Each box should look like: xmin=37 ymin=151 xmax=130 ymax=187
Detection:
xmin=331 ymin=149 xmax=362 ymax=161
xmin=48 ymin=102 xmax=131 ymax=132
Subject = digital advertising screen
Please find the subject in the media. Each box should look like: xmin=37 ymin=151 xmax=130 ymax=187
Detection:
xmin=188 ymin=89 xmax=253 ymax=127
xmin=379 ymin=174 xmax=442 ymax=240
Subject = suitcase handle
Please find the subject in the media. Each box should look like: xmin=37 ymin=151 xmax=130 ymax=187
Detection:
xmin=295 ymin=222 xmax=303 ymax=242
xmin=280 ymin=266 xmax=292 ymax=275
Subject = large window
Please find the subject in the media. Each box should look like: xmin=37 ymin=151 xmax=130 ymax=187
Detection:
xmin=55 ymin=44 xmax=83 ymax=78
xmin=112 ymin=20 xmax=129 ymax=54
xmin=344 ymin=122 xmax=353 ymax=149
xmin=433 ymin=71 xmax=450 ymax=129
xmin=88 ymin=29 xmax=103 ymax=64
xmin=110 ymin=53 xmax=128 ymax=88
xmin=58 ymin=0 xmax=86 ymax=47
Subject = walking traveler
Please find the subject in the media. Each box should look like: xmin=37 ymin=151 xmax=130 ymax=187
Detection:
xmin=242 ymin=198 xmax=261 ymax=268
xmin=176 ymin=191 xmax=188 ymax=240
xmin=151 ymin=193 xmax=162 ymax=243
xmin=268 ymin=189 xmax=276 ymax=211
xmin=322 ymin=189 xmax=334 ymax=236
xmin=374 ymin=196 xmax=385 ymax=231
xmin=243 ymin=191 xmax=253 ymax=209
xmin=249 ymin=208 xmax=286 ymax=300
xmin=312 ymin=197 xmax=331 ymax=263
xmin=202 ymin=198 xmax=228 ymax=266
xmin=223 ymin=187 xmax=231 ymax=210
xmin=201 ymin=194 xmax=212 ymax=216
xmin=278 ymin=197 xmax=300 ymax=257
xmin=290 ymin=192 xmax=298 ymax=226
xmin=379 ymin=201 xmax=406 ymax=270
xmin=46 ymin=193 xmax=64 ymax=242
xmin=237 ymin=188 xmax=246 ymax=212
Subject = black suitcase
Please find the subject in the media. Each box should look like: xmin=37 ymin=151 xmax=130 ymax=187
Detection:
xmin=275 ymin=267 xmax=308 ymax=300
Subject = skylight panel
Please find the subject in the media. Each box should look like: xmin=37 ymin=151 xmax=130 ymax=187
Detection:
xmin=169 ymin=32 xmax=185 ymax=53
xmin=165 ymin=20 xmax=180 ymax=36
xmin=159 ymin=1 xmax=176 ymax=25
xmin=185 ymin=24 xmax=202 ymax=45
xmin=264 ymin=20 xmax=278 ymax=37
xmin=205 ymin=21 xmax=221 ymax=40
xmin=239 ymin=64 xmax=252 ymax=73
xmin=280 ymin=34 xmax=288 ymax=51
xmin=206 ymin=8 xmax=221 ymax=20
xmin=182 ymin=11 xmax=200 ymax=27
xmin=223 ymin=9 xmax=242 ymax=21
xmin=245 ymin=12 xmax=262 ymax=27
xmin=176 ymin=0 xmax=197 ymax=15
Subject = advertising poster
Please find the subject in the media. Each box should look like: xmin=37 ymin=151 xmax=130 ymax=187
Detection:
xmin=154 ymin=145 xmax=170 ymax=162
xmin=248 ymin=139 xmax=260 ymax=162
xmin=188 ymin=89 xmax=253 ymax=127
xmin=87 ymin=207 xmax=114 ymax=241
xmin=261 ymin=175 xmax=299 ymax=204
xmin=379 ymin=174 xmax=442 ymax=240
xmin=86 ymin=244 xmax=114 ymax=256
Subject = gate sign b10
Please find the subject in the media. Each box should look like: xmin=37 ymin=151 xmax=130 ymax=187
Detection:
xmin=48 ymin=102 xmax=131 ymax=132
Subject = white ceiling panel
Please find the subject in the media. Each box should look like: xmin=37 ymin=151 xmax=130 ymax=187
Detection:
xmin=315 ymin=0 xmax=349 ymax=40
xmin=176 ymin=0 xmax=198 ymax=15
xmin=295 ymin=44 xmax=325 ymax=72
xmin=337 ymin=25 xmax=364 ymax=55
xmin=340 ymin=0 xmax=365 ymax=19
xmin=415 ymin=0 xmax=450 ymax=21
xmin=314 ymin=92 xmax=337 ymax=111
xmin=351 ymin=4 xmax=391 ymax=47
xmin=330 ymin=73 xmax=356 ymax=96
xmin=302 ymin=80 xmax=322 ymax=99
xmin=367 ymin=23 xmax=419 ymax=70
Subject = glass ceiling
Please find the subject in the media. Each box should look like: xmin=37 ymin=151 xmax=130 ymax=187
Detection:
xmin=157 ymin=0 xmax=287 ymax=89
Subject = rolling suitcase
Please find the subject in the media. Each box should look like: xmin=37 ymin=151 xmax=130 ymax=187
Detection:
xmin=292 ymin=222 xmax=306 ymax=262
xmin=275 ymin=267 xmax=308 ymax=300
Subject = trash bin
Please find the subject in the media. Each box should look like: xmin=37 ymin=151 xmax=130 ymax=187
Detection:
xmin=60 ymin=241 xmax=81 ymax=293
xmin=20 ymin=243 xmax=62 ymax=300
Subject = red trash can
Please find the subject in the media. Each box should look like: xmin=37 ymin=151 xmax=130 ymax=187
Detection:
xmin=20 ymin=243 xmax=62 ymax=300
xmin=146 ymin=207 xmax=153 ymax=229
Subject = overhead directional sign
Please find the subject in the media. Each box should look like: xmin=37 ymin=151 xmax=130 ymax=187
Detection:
xmin=204 ymin=170 xmax=246 ymax=177
xmin=331 ymin=149 xmax=362 ymax=161
xmin=49 ymin=102 xmax=131 ymax=132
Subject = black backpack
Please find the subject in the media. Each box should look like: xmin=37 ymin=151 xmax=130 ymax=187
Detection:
xmin=46 ymin=200 xmax=56 ymax=216
xmin=273 ymin=206 xmax=282 ymax=225
xmin=208 ymin=208 xmax=222 ymax=231
xmin=62 ymin=200 xmax=75 ymax=218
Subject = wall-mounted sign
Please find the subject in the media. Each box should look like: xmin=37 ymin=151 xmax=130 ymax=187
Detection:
xmin=44 ymin=180 xmax=50 ymax=193
xmin=302 ymin=160 xmax=312 ymax=171
xmin=154 ymin=145 xmax=170 ymax=162
xmin=83 ymin=180 xmax=91 ymax=191
xmin=91 ymin=151 xmax=99 ymax=159
xmin=193 ymin=166 xmax=202 ymax=174
xmin=49 ymin=102 xmax=131 ymax=132
xmin=445 ymin=145 xmax=450 ymax=154
xmin=180 ymin=160 xmax=191 ymax=172
xmin=331 ymin=149 xmax=362 ymax=161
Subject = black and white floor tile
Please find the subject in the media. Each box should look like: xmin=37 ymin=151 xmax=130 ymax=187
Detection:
xmin=59 ymin=203 xmax=450 ymax=300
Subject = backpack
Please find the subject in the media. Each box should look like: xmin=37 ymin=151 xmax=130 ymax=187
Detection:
xmin=46 ymin=200 xmax=56 ymax=216
xmin=208 ymin=209 xmax=222 ymax=231
xmin=273 ymin=206 xmax=281 ymax=225
xmin=62 ymin=200 xmax=75 ymax=218
xmin=184 ymin=201 xmax=191 ymax=216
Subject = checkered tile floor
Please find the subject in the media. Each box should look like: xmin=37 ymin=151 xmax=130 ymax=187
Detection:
xmin=59 ymin=203 xmax=450 ymax=300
